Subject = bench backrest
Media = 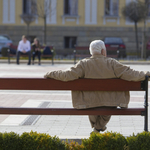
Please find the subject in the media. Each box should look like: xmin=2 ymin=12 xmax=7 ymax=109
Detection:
xmin=75 ymin=47 xmax=89 ymax=51
xmin=9 ymin=44 xmax=53 ymax=51
xmin=0 ymin=78 xmax=147 ymax=91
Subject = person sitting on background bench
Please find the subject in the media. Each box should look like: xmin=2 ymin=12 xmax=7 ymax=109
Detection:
xmin=32 ymin=38 xmax=41 ymax=65
xmin=44 ymin=40 xmax=150 ymax=134
xmin=16 ymin=35 xmax=31 ymax=65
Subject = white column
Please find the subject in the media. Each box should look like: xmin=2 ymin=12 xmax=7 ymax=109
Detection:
xmin=3 ymin=0 xmax=8 ymax=23
xmin=46 ymin=0 xmax=57 ymax=24
xmin=91 ymin=0 xmax=97 ymax=24
xmin=3 ymin=0 xmax=15 ymax=24
xmin=51 ymin=0 xmax=57 ymax=24
xmin=85 ymin=0 xmax=97 ymax=25
xmin=10 ymin=0 xmax=15 ymax=23
xmin=85 ymin=0 xmax=91 ymax=24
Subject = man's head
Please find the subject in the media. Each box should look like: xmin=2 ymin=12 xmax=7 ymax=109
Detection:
xmin=89 ymin=40 xmax=107 ymax=56
xmin=22 ymin=35 xmax=27 ymax=43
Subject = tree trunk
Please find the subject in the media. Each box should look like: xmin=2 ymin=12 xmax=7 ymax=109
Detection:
xmin=134 ymin=22 xmax=139 ymax=57
xmin=44 ymin=16 xmax=47 ymax=45
xmin=143 ymin=0 xmax=149 ymax=59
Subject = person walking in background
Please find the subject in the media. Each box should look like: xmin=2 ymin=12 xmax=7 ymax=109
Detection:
xmin=32 ymin=38 xmax=41 ymax=65
xmin=16 ymin=35 xmax=31 ymax=65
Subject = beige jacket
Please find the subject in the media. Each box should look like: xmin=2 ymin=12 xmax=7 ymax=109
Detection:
xmin=45 ymin=55 xmax=150 ymax=109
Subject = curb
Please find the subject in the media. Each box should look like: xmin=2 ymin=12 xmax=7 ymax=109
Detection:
xmin=0 ymin=59 xmax=150 ymax=65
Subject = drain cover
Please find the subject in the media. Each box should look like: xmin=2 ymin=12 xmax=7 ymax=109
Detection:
xmin=21 ymin=102 xmax=50 ymax=126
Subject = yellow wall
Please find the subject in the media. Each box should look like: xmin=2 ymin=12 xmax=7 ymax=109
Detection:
xmin=0 ymin=0 xmax=149 ymax=27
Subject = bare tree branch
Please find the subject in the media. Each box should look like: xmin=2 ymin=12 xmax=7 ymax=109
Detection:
xmin=30 ymin=0 xmax=57 ymax=44
xmin=122 ymin=0 xmax=148 ymax=57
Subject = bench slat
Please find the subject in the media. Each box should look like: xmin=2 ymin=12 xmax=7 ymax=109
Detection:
xmin=0 ymin=107 xmax=145 ymax=115
xmin=0 ymin=78 xmax=143 ymax=91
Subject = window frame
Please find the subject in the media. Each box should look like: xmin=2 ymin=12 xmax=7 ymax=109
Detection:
xmin=104 ymin=0 xmax=119 ymax=17
xmin=63 ymin=0 xmax=78 ymax=16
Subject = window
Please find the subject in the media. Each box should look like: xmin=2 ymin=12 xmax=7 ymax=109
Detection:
xmin=145 ymin=0 xmax=150 ymax=16
xmin=105 ymin=0 xmax=119 ymax=16
xmin=23 ymin=0 xmax=35 ymax=14
xmin=64 ymin=37 xmax=77 ymax=48
xmin=64 ymin=0 xmax=78 ymax=15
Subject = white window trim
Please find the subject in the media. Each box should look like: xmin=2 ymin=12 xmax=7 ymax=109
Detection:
xmin=62 ymin=15 xmax=80 ymax=24
xmin=103 ymin=0 xmax=120 ymax=25
xmin=85 ymin=0 xmax=97 ymax=25
xmin=62 ymin=0 xmax=79 ymax=24
xmin=103 ymin=16 xmax=120 ymax=25
xmin=46 ymin=0 xmax=57 ymax=24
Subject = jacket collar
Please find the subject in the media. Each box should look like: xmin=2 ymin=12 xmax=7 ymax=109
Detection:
xmin=91 ymin=54 xmax=105 ymax=58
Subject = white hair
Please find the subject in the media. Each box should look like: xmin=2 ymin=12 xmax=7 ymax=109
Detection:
xmin=89 ymin=40 xmax=106 ymax=55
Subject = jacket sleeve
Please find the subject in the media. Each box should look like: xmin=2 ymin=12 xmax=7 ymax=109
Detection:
xmin=44 ymin=61 xmax=85 ymax=81
xmin=112 ymin=59 xmax=150 ymax=81
xmin=17 ymin=41 xmax=22 ymax=51
xmin=26 ymin=41 xmax=31 ymax=51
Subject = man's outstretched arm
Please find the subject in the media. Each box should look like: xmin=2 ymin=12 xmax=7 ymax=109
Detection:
xmin=112 ymin=60 xmax=150 ymax=81
xmin=44 ymin=61 xmax=84 ymax=81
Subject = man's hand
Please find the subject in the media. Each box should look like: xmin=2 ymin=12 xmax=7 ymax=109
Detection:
xmin=22 ymin=50 xmax=26 ymax=53
xmin=44 ymin=74 xmax=50 ymax=78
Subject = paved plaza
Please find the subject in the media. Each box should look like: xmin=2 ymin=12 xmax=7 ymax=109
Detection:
xmin=0 ymin=63 xmax=149 ymax=139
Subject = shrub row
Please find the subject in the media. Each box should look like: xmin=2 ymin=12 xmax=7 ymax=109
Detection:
xmin=0 ymin=131 xmax=150 ymax=150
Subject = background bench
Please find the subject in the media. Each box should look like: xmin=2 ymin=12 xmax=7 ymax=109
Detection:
xmin=8 ymin=44 xmax=54 ymax=65
xmin=73 ymin=46 xmax=90 ymax=64
xmin=0 ymin=77 xmax=149 ymax=131
xmin=73 ymin=46 xmax=120 ymax=64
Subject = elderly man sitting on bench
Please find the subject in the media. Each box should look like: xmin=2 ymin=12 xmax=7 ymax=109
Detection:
xmin=44 ymin=40 xmax=150 ymax=133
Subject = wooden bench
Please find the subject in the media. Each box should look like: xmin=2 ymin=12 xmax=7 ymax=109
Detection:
xmin=0 ymin=76 xmax=149 ymax=131
xmin=73 ymin=46 xmax=120 ymax=64
xmin=7 ymin=44 xmax=54 ymax=65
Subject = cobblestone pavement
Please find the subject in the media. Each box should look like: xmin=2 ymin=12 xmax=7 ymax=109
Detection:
xmin=0 ymin=63 xmax=149 ymax=139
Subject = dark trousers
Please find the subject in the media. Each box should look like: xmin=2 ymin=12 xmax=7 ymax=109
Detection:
xmin=16 ymin=51 xmax=31 ymax=64
xmin=32 ymin=51 xmax=41 ymax=62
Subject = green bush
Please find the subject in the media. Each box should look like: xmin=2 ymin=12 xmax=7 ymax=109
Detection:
xmin=0 ymin=132 xmax=21 ymax=150
xmin=127 ymin=132 xmax=150 ymax=150
xmin=65 ymin=140 xmax=84 ymax=150
xmin=0 ymin=131 xmax=65 ymax=150
xmin=0 ymin=131 xmax=150 ymax=150
xmin=1 ymin=47 xmax=9 ymax=57
xmin=82 ymin=132 xmax=127 ymax=150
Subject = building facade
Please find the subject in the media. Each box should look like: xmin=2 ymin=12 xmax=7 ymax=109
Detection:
xmin=0 ymin=0 xmax=150 ymax=55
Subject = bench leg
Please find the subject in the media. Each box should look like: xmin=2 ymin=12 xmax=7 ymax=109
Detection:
xmin=8 ymin=49 xmax=10 ymax=64
xmin=144 ymin=76 xmax=149 ymax=132
xmin=74 ymin=50 xmax=76 ymax=65
xmin=52 ymin=55 xmax=54 ymax=65
xmin=144 ymin=95 xmax=148 ymax=132
xmin=51 ymin=51 xmax=54 ymax=65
